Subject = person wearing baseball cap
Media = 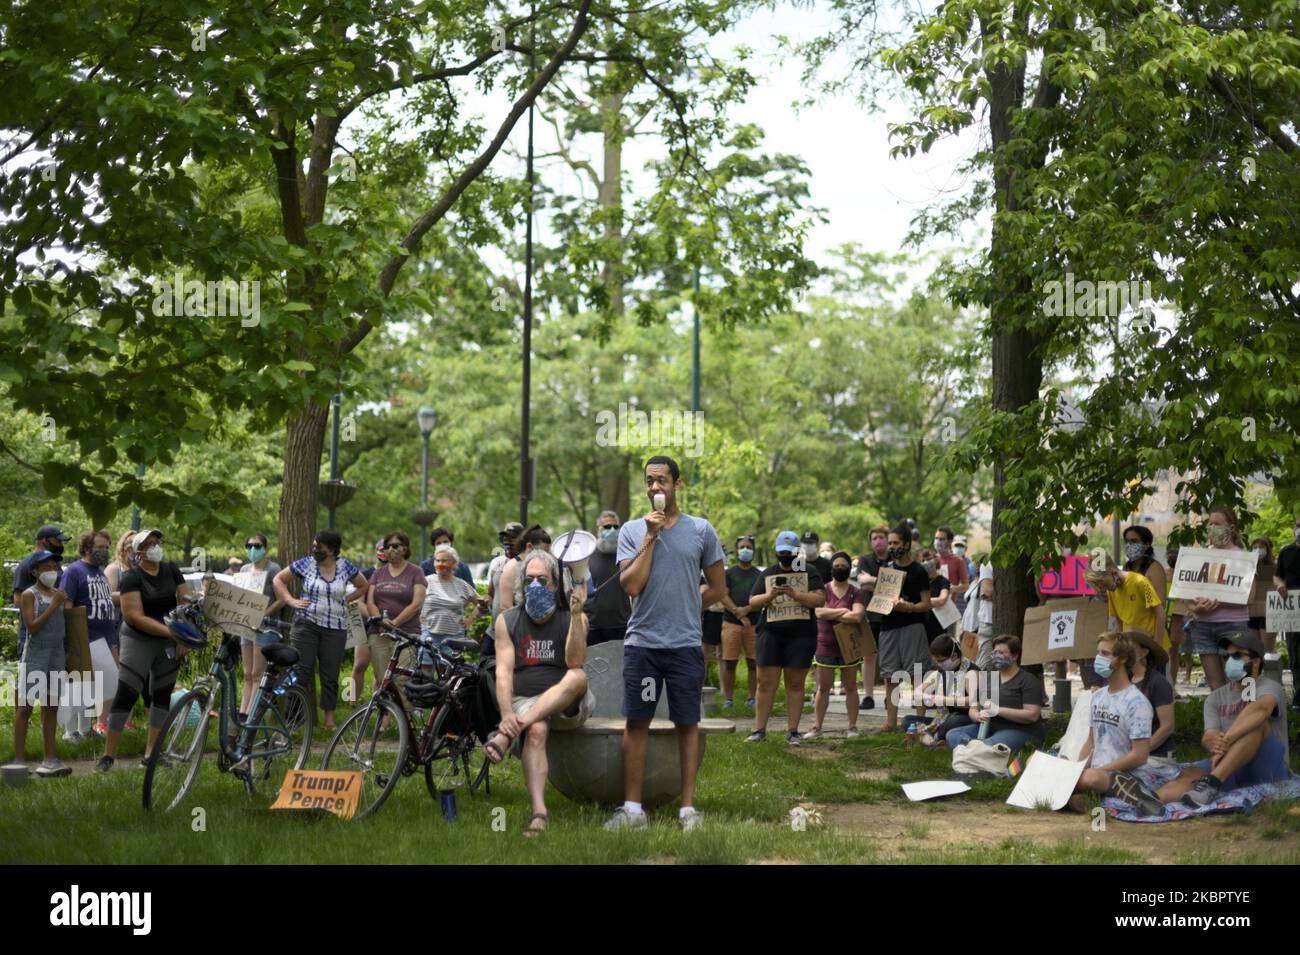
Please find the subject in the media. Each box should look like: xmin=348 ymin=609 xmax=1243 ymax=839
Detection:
xmin=11 ymin=526 xmax=73 ymax=662
xmin=800 ymin=530 xmax=832 ymax=590
xmin=1155 ymin=631 xmax=1291 ymax=807
xmin=744 ymin=530 xmax=826 ymax=744
xmin=14 ymin=548 xmax=72 ymax=777
xmin=488 ymin=521 xmax=526 ymax=626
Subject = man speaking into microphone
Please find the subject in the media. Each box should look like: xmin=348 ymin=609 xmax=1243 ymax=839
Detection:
xmin=605 ymin=455 xmax=725 ymax=832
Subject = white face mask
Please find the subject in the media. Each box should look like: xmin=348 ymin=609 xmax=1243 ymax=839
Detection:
xmin=934 ymin=539 xmax=949 ymax=553
xmin=39 ymin=570 xmax=58 ymax=588
xmin=803 ymin=543 xmax=817 ymax=558
xmin=145 ymin=545 xmax=163 ymax=562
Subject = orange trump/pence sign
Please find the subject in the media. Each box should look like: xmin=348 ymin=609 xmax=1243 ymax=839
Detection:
xmin=271 ymin=770 xmax=363 ymax=819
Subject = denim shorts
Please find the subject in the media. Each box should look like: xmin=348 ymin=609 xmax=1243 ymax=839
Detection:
xmin=1194 ymin=733 xmax=1290 ymax=788
xmin=1189 ymin=620 xmax=1248 ymax=656
xmin=622 ymin=644 xmax=704 ymax=725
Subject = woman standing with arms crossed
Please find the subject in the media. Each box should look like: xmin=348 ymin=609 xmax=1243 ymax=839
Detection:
xmin=237 ymin=532 xmax=284 ymax=720
xmin=274 ymin=530 xmax=368 ymax=733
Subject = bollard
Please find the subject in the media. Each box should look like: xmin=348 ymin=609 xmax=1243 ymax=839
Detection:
xmin=1054 ymin=677 xmax=1073 ymax=714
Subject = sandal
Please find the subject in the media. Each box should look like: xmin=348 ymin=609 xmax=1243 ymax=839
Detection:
xmin=484 ymin=729 xmax=514 ymax=765
xmin=524 ymin=812 xmax=548 ymax=836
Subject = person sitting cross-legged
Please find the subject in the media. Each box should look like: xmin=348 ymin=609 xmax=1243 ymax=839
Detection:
xmin=1156 ymin=632 xmax=1291 ymax=808
xmin=1070 ymin=631 xmax=1165 ymax=817
xmin=484 ymin=550 xmax=594 ymax=835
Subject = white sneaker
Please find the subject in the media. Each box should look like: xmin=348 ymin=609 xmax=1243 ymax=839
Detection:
xmin=604 ymin=807 xmax=648 ymax=831
xmin=845 ymin=728 xmax=861 ymax=739
xmin=62 ymin=730 xmax=82 ymax=743
xmin=679 ymin=807 xmax=704 ymax=832
xmin=802 ymin=727 xmax=823 ymax=740
xmin=34 ymin=759 xmax=72 ymax=778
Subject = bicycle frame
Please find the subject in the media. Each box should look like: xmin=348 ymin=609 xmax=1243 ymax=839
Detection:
xmin=193 ymin=633 xmax=302 ymax=767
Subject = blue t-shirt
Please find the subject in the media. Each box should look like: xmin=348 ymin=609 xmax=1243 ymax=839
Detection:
xmin=60 ymin=559 xmax=116 ymax=644
xmin=616 ymin=514 xmax=724 ymax=650
xmin=1089 ymin=683 xmax=1153 ymax=769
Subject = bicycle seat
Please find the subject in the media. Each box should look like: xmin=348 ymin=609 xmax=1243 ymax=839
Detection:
xmin=261 ymin=644 xmax=300 ymax=668
xmin=443 ymin=637 xmax=479 ymax=655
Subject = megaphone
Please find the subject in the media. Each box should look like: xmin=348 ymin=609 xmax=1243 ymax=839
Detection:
xmin=553 ymin=529 xmax=598 ymax=588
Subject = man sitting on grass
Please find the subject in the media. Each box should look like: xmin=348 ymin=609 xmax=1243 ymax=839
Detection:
xmin=1156 ymin=632 xmax=1291 ymax=807
xmin=1070 ymin=631 xmax=1165 ymax=817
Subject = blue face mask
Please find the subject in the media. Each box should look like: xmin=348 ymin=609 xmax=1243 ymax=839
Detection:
xmin=738 ymin=548 xmax=754 ymax=563
xmin=991 ymin=653 xmax=1012 ymax=670
xmin=1094 ymin=654 xmax=1113 ymax=679
xmin=601 ymin=527 xmax=618 ymax=542
xmin=1225 ymin=657 xmax=1248 ymax=682
xmin=524 ymin=579 xmax=557 ymax=621
xmin=247 ymin=546 xmax=266 ymax=562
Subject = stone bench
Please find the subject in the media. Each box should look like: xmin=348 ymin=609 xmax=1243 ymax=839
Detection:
xmin=542 ymin=641 xmax=736 ymax=806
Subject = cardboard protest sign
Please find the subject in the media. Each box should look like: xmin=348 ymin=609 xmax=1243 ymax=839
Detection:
xmin=62 ymin=605 xmax=93 ymax=675
xmin=1020 ymin=596 xmax=1110 ymax=665
xmin=1266 ymin=591 xmax=1300 ymax=632
xmin=201 ymin=579 xmax=270 ymax=639
xmin=765 ymin=572 xmax=810 ymax=623
xmin=1167 ymin=547 xmax=1256 ymax=604
xmin=1038 ymin=556 xmax=1097 ymax=596
xmin=345 ymin=601 xmax=368 ymax=649
xmin=271 ymin=770 xmax=362 ymax=819
xmin=867 ymin=567 xmax=905 ymax=615
xmin=833 ymin=621 xmax=873 ymax=663
xmin=1248 ymin=562 xmax=1275 ymax=616
xmin=931 ymin=597 xmax=961 ymax=631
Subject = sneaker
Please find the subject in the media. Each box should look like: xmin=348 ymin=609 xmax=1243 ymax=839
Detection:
xmin=1109 ymin=771 xmax=1165 ymax=817
xmin=802 ymin=727 xmax=823 ymax=740
xmin=604 ymin=807 xmax=648 ymax=831
xmin=679 ymin=807 xmax=704 ymax=832
xmin=845 ymin=728 xmax=861 ymax=739
xmin=94 ymin=756 xmax=114 ymax=773
xmin=139 ymin=757 xmax=150 ymax=769
xmin=1182 ymin=775 xmax=1223 ymax=808
xmin=722 ymin=699 xmax=734 ymax=710
xmin=744 ymin=729 xmax=767 ymax=743
xmin=88 ymin=723 xmax=107 ymax=739
xmin=787 ymin=731 xmax=802 ymax=746
xmin=62 ymin=730 xmax=83 ymax=744
xmin=745 ymin=698 xmax=756 ymax=708
xmin=34 ymin=759 xmax=72 ymax=778
xmin=862 ymin=696 xmax=876 ymax=710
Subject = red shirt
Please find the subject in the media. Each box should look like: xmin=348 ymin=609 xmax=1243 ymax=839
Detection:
xmin=939 ymin=553 xmax=969 ymax=590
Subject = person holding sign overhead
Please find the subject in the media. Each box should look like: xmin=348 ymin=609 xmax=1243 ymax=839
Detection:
xmin=274 ymin=531 xmax=368 ymax=733
xmin=876 ymin=523 xmax=932 ymax=733
xmin=744 ymin=531 xmax=826 ymax=744
xmin=237 ymin=532 xmax=283 ymax=721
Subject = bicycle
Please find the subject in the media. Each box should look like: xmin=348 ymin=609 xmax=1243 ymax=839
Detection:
xmin=142 ymin=601 xmax=314 ymax=812
xmin=319 ymin=617 xmax=492 ymax=820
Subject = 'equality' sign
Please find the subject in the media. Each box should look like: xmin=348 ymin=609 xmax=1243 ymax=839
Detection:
xmin=1167 ymin=546 xmax=1255 ymax=604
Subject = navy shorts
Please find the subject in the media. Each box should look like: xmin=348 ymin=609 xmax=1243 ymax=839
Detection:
xmin=623 ymin=645 xmax=705 ymax=725
xmin=1194 ymin=733 xmax=1290 ymax=788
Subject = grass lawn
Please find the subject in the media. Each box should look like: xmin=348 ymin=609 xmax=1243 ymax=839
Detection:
xmin=4 ymin=654 xmax=1300 ymax=864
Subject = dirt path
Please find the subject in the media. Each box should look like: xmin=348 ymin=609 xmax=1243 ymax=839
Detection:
xmin=823 ymin=800 xmax=1298 ymax=863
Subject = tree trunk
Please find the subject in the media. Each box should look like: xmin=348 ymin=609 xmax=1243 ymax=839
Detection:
xmin=278 ymin=400 xmax=330 ymax=567
xmin=599 ymin=64 xmax=625 ymax=318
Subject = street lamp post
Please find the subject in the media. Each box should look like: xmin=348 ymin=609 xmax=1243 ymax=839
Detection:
xmin=417 ymin=406 xmax=437 ymax=562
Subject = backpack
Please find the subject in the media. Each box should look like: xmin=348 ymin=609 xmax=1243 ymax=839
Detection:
xmin=468 ymin=657 xmax=499 ymax=743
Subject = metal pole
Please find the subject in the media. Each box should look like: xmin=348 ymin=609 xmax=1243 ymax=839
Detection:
xmin=328 ymin=393 xmax=341 ymax=530
xmin=690 ymin=267 xmax=701 ymax=415
xmin=519 ymin=3 xmax=536 ymax=527
xmin=421 ymin=431 xmax=431 ymax=563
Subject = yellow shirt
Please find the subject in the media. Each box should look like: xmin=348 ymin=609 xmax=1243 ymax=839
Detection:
xmin=1107 ymin=571 xmax=1161 ymax=638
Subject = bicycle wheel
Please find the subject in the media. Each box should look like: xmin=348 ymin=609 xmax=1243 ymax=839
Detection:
xmin=423 ymin=704 xmax=488 ymax=800
xmin=246 ymin=683 xmax=315 ymax=803
xmin=320 ymin=694 xmax=408 ymax=820
xmin=143 ymin=685 xmax=213 ymax=812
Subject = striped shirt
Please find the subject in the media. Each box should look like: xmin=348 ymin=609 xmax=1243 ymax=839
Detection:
xmin=289 ymin=556 xmax=361 ymax=631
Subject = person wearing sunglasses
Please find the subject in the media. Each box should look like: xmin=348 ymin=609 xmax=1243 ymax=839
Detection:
xmin=1156 ymin=632 xmax=1291 ymax=807
xmin=586 ymin=510 xmax=630 ymax=646
xmin=236 ymin=532 xmax=283 ymax=719
xmin=365 ymin=531 xmax=427 ymax=693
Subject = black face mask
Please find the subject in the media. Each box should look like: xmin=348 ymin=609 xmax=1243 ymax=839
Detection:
xmin=831 ymin=566 xmax=851 ymax=582
xmin=312 ymin=548 xmax=329 ymax=562
xmin=48 ymin=541 xmax=64 ymax=555
xmin=777 ymin=553 xmax=794 ymax=568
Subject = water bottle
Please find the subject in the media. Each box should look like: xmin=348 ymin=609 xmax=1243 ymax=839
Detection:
xmin=439 ymin=789 xmax=457 ymax=821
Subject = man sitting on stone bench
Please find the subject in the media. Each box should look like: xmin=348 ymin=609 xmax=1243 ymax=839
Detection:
xmin=1156 ymin=632 xmax=1290 ymax=807
xmin=485 ymin=549 xmax=594 ymax=835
